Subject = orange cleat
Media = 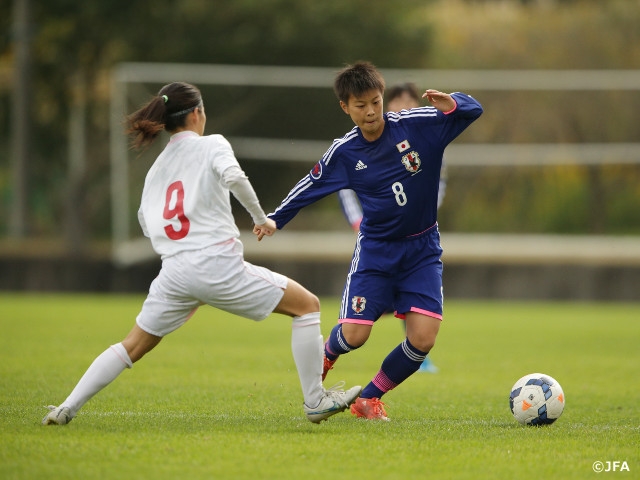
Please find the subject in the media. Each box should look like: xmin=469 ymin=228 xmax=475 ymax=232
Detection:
xmin=322 ymin=354 xmax=337 ymax=381
xmin=350 ymin=397 xmax=390 ymax=421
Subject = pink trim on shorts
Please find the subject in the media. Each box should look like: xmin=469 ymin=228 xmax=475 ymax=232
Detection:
xmin=406 ymin=222 xmax=437 ymax=238
xmin=185 ymin=306 xmax=199 ymax=323
xmin=395 ymin=307 xmax=443 ymax=321
xmin=339 ymin=318 xmax=375 ymax=326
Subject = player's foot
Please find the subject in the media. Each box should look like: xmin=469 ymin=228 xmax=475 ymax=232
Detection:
xmin=350 ymin=397 xmax=390 ymax=421
xmin=42 ymin=405 xmax=72 ymax=425
xmin=418 ymin=357 xmax=439 ymax=374
xmin=322 ymin=354 xmax=337 ymax=381
xmin=304 ymin=382 xmax=362 ymax=424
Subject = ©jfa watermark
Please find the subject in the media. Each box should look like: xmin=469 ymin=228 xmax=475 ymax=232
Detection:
xmin=592 ymin=461 xmax=630 ymax=473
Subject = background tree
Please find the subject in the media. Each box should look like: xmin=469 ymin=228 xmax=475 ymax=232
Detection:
xmin=1 ymin=0 xmax=639 ymax=252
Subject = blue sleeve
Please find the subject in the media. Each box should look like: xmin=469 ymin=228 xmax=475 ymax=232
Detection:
xmin=437 ymin=92 xmax=483 ymax=144
xmin=268 ymin=145 xmax=350 ymax=229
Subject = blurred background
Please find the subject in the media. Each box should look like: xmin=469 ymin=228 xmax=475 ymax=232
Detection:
xmin=1 ymin=0 xmax=639 ymax=300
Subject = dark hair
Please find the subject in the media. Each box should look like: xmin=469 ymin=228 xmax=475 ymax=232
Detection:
xmin=387 ymin=82 xmax=420 ymax=104
xmin=333 ymin=61 xmax=385 ymax=104
xmin=126 ymin=82 xmax=202 ymax=149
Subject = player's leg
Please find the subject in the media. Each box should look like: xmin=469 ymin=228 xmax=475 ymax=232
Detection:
xmin=43 ymin=325 xmax=162 ymax=425
xmin=323 ymin=321 xmax=373 ymax=379
xmin=352 ymin=230 xmax=443 ymax=420
xmin=205 ymin=245 xmax=360 ymax=423
xmin=324 ymin=234 xmax=391 ymax=380
xmin=43 ymin=259 xmax=196 ymax=426
xmin=121 ymin=324 xmax=163 ymax=362
xmin=360 ymin=312 xmax=440 ymax=399
xmin=273 ymin=277 xmax=324 ymax=408
xmin=400 ymin=315 xmax=439 ymax=373
xmin=405 ymin=311 xmax=441 ymax=354
xmin=273 ymin=278 xmax=361 ymax=423
xmin=351 ymin=313 xmax=440 ymax=422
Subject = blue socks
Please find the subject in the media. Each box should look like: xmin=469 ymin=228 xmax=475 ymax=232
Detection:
xmin=324 ymin=324 xmax=358 ymax=360
xmin=361 ymin=338 xmax=427 ymax=399
xmin=325 ymin=325 xmax=428 ymax=400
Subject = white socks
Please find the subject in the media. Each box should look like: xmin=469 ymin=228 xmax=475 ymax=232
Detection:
xmin=59 ymin=319 xmax=324 ymax=417
xmin=291 ymin=312 xmax=324 ymax=408
xmin=61 ymin=342 xmax=132 ymax=417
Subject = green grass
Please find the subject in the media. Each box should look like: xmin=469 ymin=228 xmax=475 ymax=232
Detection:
xmin=1 ymin=294 xmax=638 ymax=479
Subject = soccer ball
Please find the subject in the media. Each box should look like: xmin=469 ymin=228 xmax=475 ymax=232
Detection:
xmin=509 ymin=373 xmax=565 ymax=425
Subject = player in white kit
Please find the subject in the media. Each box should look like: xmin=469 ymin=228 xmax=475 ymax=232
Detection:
xmin=42 ymin=81 xmax=360 ymax=426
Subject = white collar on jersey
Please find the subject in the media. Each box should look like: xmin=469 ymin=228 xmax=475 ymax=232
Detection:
xmin=169 ymin=130 xmax=199 ymax=144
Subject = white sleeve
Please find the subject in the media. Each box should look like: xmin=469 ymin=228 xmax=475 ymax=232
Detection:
xmin=222 ymin=165 xmax=268 ymax=225
xmin=338 ymin=189 xmax=363 ymax=227
xmin=437 ymin=158 xmax=448 ymax=209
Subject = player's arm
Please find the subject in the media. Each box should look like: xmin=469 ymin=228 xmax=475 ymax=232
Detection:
xmin=222 ymin=166 xmax=277 ymax=241
xmin=422 ymin=91 xmax=483 ymax=145
xmin=222 ymin=165 xmax=268 ymax=226
xmin=338 ymin=189 xmax=363 ymax=231
xmin=422 ymin=90 xmax=457 ymax=113
xmin=423 ymin=90 xmax=483 ymax=120
xmin=269 ymin=153 xmax=349 ymax=230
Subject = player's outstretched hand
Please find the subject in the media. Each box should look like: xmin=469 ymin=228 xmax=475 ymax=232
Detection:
xmin=422 ymin=89 xmax=456 ymax=113
xmin=253 ymin=218 xmax=277 ymax=241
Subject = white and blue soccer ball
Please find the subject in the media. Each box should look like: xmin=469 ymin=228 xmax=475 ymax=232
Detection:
xmin=509 ymin=373 xmax=565 ymax=425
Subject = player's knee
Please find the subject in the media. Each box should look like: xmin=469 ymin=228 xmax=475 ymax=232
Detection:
xmin=283 ymin=279 xmax=320 ymax=314
xmin=306 ymin=292 xmax=320 ymax=312
xmin=341 ymin=323 xmax=371 ymax=348
xmin=293 ymin=290 xmax=320 ymax=315
xmin=411 ymin=335 xmax=437 ymax=353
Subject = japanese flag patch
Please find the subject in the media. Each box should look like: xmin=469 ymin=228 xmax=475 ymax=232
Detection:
xmin=396 ymin=140 xmax=411 ymax=152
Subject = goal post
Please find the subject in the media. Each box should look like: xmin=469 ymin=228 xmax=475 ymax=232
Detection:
xmin=109 ymin=63 xmax=640 ymax=266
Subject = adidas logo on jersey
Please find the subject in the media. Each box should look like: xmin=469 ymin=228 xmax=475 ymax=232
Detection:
xmin=355 ymin=160 xmax=367 ymax=170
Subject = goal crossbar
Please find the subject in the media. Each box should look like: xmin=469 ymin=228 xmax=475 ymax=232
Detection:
xmin=110 ymin=63 xmax=640 ymax=263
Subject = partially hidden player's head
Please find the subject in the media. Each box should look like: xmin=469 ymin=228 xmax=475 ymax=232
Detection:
xmin=334 ymin=62 xmax=386 ymax=142
xmin=126 ymin=81 xmax=204 ymax=149
xmin=386 ymin=82 xmax=420 ymax=112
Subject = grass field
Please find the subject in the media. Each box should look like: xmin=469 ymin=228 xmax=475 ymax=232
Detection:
xmin=1 ymin=293 xmax=638 ymax=479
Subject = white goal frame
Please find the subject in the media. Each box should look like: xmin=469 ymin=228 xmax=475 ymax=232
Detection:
xmin=109 ymin=63 xmax=640 ymax=265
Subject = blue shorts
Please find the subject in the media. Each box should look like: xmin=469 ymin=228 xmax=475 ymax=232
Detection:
xmin=339 ymin=224 xmax=444 ymax=325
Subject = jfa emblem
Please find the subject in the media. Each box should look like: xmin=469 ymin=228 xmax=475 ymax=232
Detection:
xmin=401 ymin=151 xmax=421 ymax=173
xmin=352 ymin=296 xmax=366 ymax=314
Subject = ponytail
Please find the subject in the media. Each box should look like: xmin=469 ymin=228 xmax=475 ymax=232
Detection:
xmin=126 ymin=82 xmax=202 ymax=150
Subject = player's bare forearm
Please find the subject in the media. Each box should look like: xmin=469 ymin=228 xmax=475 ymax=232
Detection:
xmin=422 ymin=89 xmax=456 ymax=113
xmin=253 ymin=218 xmax=277 ymax=241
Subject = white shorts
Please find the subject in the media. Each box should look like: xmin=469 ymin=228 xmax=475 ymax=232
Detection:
xmin=136 ymin=238 xmax=288 ymax=337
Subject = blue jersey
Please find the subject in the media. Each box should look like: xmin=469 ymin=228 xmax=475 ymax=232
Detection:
xmin=269 ymin=92 xmax=482 ymax=240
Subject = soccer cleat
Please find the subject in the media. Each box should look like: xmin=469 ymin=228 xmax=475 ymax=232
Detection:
xmin=304 ymin=381 xmax=362 ymax=424
xmin=42 ymin=405 xmax=72 ymax=425
xmin=322 ymin=354 xmax=337 ymax=381
xmin=418 ymin=357 xmax=439 ymax=374
xmin=350 ymin=397 xmax=390 ymax=421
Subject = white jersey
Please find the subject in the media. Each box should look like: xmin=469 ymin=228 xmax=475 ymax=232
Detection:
xmin=138 ymin=131 xmax=245 ymax=259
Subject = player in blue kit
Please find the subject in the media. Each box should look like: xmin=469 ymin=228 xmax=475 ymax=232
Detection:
xmin=254 ymin=62 xmax=482 ymax=420
xmin=338 ymin=82 xmax=448 ymax=234
xmin=338 ymin=82 xmax=447 ymax=374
